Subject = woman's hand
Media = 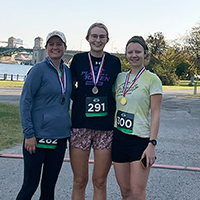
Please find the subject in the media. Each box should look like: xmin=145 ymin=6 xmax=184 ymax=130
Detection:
xmin=142 ymin=144 xmax=156 ymax=168
xmin=25 ymin=137 xmax=37 ymax=154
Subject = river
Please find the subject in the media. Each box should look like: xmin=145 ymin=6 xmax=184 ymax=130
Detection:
xmin=0 ymin=63 xmax=32 ymax=81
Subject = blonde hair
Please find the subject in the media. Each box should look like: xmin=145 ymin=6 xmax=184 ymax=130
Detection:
xmin=86 ymin=22 xmax=109 ymax=41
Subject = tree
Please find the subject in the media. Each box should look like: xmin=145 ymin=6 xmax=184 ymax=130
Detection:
xmin=120 ymin=54 xmax=131 ymax=72
xmin=175 ymin=52 xmax=196 ymax=80
xmin=146 ymin=32 xmax=167 ymax=58
xmin=183 ymin=21 xmax=200 ymax=75
xmin=145 ymin=32 xmax=167 ymax=72
xmin=151 ymin=47 xmax=180 ymax=85
xmin=145 ymin=32 xmax=179 ymax=85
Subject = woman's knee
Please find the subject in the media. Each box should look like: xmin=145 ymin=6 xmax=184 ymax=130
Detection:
xmin=120 ymin=186 xmax=131 ymax=199
xmin=92 ymin=176 xmax=107 ymax=189
xmin=131 ymin=187 xmax=146 ymax=200
xmin=73 ymin=176 xmax=88 ymax=190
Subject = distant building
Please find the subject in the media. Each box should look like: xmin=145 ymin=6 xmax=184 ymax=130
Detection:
xmin=8 ymin=37 xmax=16 ymax=48
xmin=16 ymin=38 xmax=23 ymax=45
xmin=31 ymin=37 xmax=47 ymax=65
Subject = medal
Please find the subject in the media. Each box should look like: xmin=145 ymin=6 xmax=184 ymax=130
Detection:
xmin=88 ymin=53 xmax=105 ymax=95
xmin=61 ymin=97 xmax=65 ymax=105
xmin=48 ymin=58 xmax=67 ymax=104
xmin=120 ymin=97 xmax=127 ymax=105
xmin=121 ymin=67 xmax=146 ymax=105
xmin=92 ymin=86 xmax=99 ymax=94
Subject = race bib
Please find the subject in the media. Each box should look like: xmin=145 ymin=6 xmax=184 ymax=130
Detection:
xmin=37 ymin=138 xmax=58 ymax=149
xmin=117 ymin=110 xmax=134 ymax=133
xmin=85 ymin=96 xmax=108 ymax=117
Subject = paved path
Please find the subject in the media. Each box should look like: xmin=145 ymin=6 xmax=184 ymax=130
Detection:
xmin=0 ymin=87 xmax=21 ymax=104
xmin=0 ymin=88 xmax=200 ymax=199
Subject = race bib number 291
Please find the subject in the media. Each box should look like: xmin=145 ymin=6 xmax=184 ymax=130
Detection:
xmin=85 ymin=96 xmax=108 ymax=117
xmin=117 ymin=110 xmax=134 ymax=133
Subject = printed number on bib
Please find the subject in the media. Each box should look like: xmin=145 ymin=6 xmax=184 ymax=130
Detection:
xmin=117 ymin=110 xmax=134 ymax=133
xmin=37 ymin=138 xmax=58 ymax=149
xmin=85 ymin=96 xmax=108 ymax=117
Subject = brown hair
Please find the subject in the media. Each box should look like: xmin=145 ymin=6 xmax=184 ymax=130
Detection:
xmin=126 ymin=36 xmax=148 ymax=54
xmin=86 ymin=22 xmax=109 ymax=41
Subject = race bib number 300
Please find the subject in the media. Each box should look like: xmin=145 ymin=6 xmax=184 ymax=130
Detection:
xmin=85 ymin=96 xmax=108 ymax=117
xmin=117 ymin=110 xmax=134 ymax=133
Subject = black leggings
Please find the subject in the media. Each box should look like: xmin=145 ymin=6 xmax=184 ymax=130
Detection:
xmin=16 ymin=138 xmax=67 ymax=200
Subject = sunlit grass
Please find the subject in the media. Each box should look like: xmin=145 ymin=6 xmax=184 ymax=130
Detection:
xmin=162 ymin=85 xmax=194 ymax=90
xmin=163 ymin=80 xmax=199 ymax=91
xmin=0 ymin=80 xmax=24 ymax=87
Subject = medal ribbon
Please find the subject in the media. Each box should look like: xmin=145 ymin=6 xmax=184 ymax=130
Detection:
xmin=48 ymin=57 xmax=66 ymax=96
xmin=123 ymin=67 xmax=145 ymax=96
xmin=59 ymin=68 xmax=66 ymax=95
xmin=88 ymin=52 xmax=105 ymax=86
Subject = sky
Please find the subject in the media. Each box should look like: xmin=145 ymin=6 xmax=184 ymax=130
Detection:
xmin=1 ymin=0 xmax=200 ymax=53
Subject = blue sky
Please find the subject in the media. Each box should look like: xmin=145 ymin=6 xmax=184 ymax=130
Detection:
xmin=1 ymin=0 xmax=200 ymax=53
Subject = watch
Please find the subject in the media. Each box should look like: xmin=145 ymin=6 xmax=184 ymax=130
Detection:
xmin=149 ymin=139 xmax=157 ymax=146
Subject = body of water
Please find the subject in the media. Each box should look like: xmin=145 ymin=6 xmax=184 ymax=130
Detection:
xmin=0 ymin=63 xmax=32 ymax=81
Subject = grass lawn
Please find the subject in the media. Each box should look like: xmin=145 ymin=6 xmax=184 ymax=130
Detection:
xmin=0 ymin=80 xmax=24 ymax=88
xmin=162 ymin=85 xmax=193 ymax=90
xmin=0 ymin=103 xmax=23 ymax=151
xmin=163 ymin=79 xmax=200 ymax=90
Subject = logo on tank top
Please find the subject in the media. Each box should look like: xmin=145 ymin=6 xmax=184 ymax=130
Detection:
xmin=81 ymin=67 xmax=110 ymax=86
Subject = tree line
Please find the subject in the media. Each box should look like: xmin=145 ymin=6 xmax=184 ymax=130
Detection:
xmin=119 ymin=21 xmax=200 ymax=85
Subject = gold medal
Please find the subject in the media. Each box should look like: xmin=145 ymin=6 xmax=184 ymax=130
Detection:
xmin=121 ymin=67 xmax=145 ymax=106
xmin=120 ymin=97 xmax=127 ymax=105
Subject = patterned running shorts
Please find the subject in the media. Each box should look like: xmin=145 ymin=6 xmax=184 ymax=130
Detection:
xmin=70 ymin=128 xmax=113 ymax=150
